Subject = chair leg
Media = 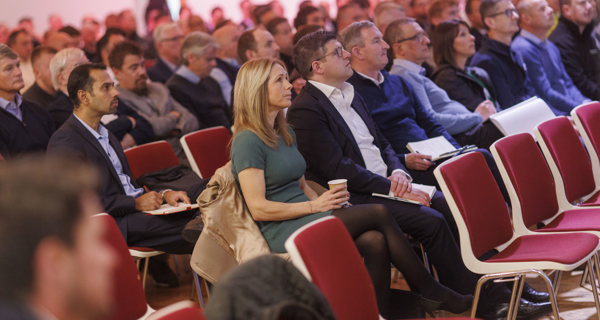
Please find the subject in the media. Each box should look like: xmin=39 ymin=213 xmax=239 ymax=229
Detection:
xmin=589 ymin=253 xmax=600 ymax=319
xmin=141 ymin=257 xmax=150 ymax=290
xmin=530 ymin=269 xmax=560 ymax=320
xmin=193 ymin=272 xmax=206 ymax=308
xmin=508 ymin=275 xmax=525 ymax=320
xmin=580 ymin=264 xmax=590 ymax=289
xmin=552 ymin=270 xmax=562 ymax=294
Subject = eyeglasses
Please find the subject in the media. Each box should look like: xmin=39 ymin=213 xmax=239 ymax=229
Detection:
xmin=395 ymin=31 xmax=427 ymax=44
xmin=487 ymin=8 xmax=518 ymax=17
xmin=310 ymin=46 xmax=345 ymax=71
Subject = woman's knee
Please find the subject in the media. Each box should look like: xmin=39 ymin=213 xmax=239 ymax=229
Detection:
xmin=355 ymin=230 xmax=387 ymax=256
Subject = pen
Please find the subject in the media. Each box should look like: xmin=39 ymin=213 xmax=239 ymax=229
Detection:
xmin=415 ymin=151 xmax=436 ymax=164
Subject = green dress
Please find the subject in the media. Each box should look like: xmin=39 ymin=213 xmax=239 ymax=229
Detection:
xmin=231 ymin=129 xmax=331 ymax=253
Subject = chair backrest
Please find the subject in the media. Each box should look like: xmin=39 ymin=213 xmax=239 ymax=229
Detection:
xmin=535 ymin=117 xmax=596 ymax=204
xmin=180 ymin=126 xmax=231 ymax=178
xmin=124 ymin=141 xmax=180 ymax=180
xmin=285 ymin=216 xmax=380 ymax=320
xmin=92 ymin=214 xmax=147 ymax=320
xmin=434 ymin=153 xmax=514 ymax=269
xmin=491 ymin=133 xmax=559 ymax=234
xmin=146 ymin=301 xmax=205 ymax=320
xmin=572 ymin=102 xmax=600 ymax=188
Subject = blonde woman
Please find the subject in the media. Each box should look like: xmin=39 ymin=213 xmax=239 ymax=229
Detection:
xmin=230 ymin=58 xmax=472 ymax=317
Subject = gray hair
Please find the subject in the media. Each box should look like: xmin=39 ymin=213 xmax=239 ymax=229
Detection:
xmin=50 ymin=48 xmax=87 ymax=90
xmin=180 ymin=31 xmax=219 ymax=66
xmin=0 ymin=44 xmax=18 ymax=60
xmin=339 ymin=20 xmax=376 ymax=53
xmin=152 ymin=22 xmax=180 ymax=43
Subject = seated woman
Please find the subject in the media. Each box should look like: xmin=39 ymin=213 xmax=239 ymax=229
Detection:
xmin=430 ymin=19 xmax=499 ymax=112
xmin=230 ymin=58 xmax=472 ymax=317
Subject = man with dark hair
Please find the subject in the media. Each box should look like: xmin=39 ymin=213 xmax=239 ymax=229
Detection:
xmin=266 ymin=17 xmax=295 ymax=72
xmin=8 ymin=29 xmax=34 ymax=90
xmin=48 ymin=63 xmax=196 ymax=286
xmin=237 ymin=27 xmax=280 ymax=64
xmin=465 ymin=0 xmax=487 ymax=49
xmin=336 ymin=2 xmax=369 ymax=33
xmin=109 ymin=41 xmax=198 ymax=158
xmin=167 ymin=32 xmax=232 ymax=130
xmin=427 ymin=0 xmax=460 ymax=28
xmin=211 ymin=24 xmax=242 ymax=107
xmin=513 ymin=0 xmax=590 ymax=114
xmin=58 ymin=25 xmax=82 ymax=48
xmin=0 ymin=155 xmax=117 ymax=320
xmin=385 ymin=18 xmax=503 ymax=149
xmin=294 ymin=5 xmax=326 ymax=29
xmin=45 ymin=31 xmax=75 ymax=51
xmin=96 ymin=28 xmax=126 ymax=83
xmin=469 ymin=0 xmax=535 ymax=108
xmin=253 ymin=4 xmax=277 ymax=25
xmin=23 ymin=46 xmax=58 ymax=107
xmin=0 ymin=44 xmax=54 ymax=159
xmin=549 ymin=0 xmax=599 ymax=99
xmin=147 ymin=22 xmax=184 ymax=84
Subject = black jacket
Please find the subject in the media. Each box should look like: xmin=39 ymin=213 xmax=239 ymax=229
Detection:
xmin=431 ymin=64 xmax=498 ymax=112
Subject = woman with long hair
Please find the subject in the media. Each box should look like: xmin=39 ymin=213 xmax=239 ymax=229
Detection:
xmin=431 ymin=19 xmax=499 ymax=112
xmin=230 ymin=57 xmax=472 ymax=317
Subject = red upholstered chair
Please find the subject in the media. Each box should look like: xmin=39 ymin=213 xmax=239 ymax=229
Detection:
xmin=534 ymin=116 xmax=600 ymax=210
xmin=124 ymin=140 xmax=180 ymax=181
xmin=572 ymin=102 xmax=600 ymax=197
xmin=180 ymin=126 xmax=231 ymax=178
xmin=434 ymin=152 xmax=600 ymax=319
xmin=145 ymin=301 xmax=206 ymax=320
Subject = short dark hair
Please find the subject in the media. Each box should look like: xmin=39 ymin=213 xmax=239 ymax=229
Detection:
xmin=480 ymin=0 xmax=504 ymax=29
xmin=59 ymin=25 xmax=81 ymax=37
xmin=294 ymin=6 xmax=319 ymax=29
xmin=237 ymin=29 xmax=257 ymax=63
xmin=31 ymin=46 xmax=57 ymax=66
xmin=293 ymin=30 xmax=337 ymax=79
xmin=7 ymin=29 xmax=28 ymax=47
xmin=68 ymin=63 xmax=107 ymax=106
xmin=96 ymin=28 xmax=126 ymax=61
xmin=431 ymin=19 xmax=470 ymax=67
xmin=108 ymin=41 xmax=142 ymax=70
xmin=266 ymin=17 xmax=288 ymax=36
xmin=293 ymin=24 xmax=323 ymax=44
xmin=253 ymin=4 xmax=273 ymax=25
xmin=428 ymin=0 xmax=458 ymax=23
xmin=0 ymin=155 xmax=98 ymax=301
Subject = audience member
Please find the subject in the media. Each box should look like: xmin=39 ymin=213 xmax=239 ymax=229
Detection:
xmin=81 ymin=17 xmax=100 ymax=61
xmin=513 ymin=0 xmax=590 ymax=115
xmin=143 ymin=10 xmax=172 ymax=60
xmin=96 ymin=28 xmax=126 ymax=83
xmin=45 ymin=31 xmax=74 ymax=51
xmin=211 ymin=24 xmax=242 ymax=107
xmin=232 ymin=57 xmax=472 ymax=317
xmin=210 ymin=6 xmax=226 ymax=31
xmin=431 ymin=20 xmax=500 ymax=112
xmin=105 ymin=13 xmax=120 ymax=29
xmin=336 ymin=2 xmax=369 ymax=32
xmin=386 ymin=19 xmax=502 ymax=149
xmin=17 ymin=17 xmax=41 ymax=46
xmin=119 ymin=9 xmax=143 ymax=45
xmin=48 ymin=63 xmax=196 ymax=286
xmin=0 ymin=155 xmax=117 ymax=320
xmin=23 ymin=46 xmax=57 ymax=108
xmin=237 ymin=27 xmax=280 ymax=64
xmin=239 ymin=0 xmax=255 ymax=30
xmin=410 ymin=0 xmax=432 ymax=29
xmin=48 ymin=48 xmax=89 ymax=128
xmin=294 ymin=5 xmax=326 ymax=30
xmin=470 ymin=0 xmax=534 ymax=108
xmin=147 ymin=22 xmax=184 ymax=84
xmin=0 ymin=23 xmax=9 ymax=44
xmin=253 ymin=4 xmax=278 ymax=26
xmin=428 ymin=0 xmax=461 ymax=29
xmin=186 ymin=15 xmax=209 ymax=34
xmin=266 ymin=17 xmax=295 ymax=72
xmin=109 ymin=41 xmax=198 ymax=158
xmin=0 ymin=44 xmax=54 ymax=159
xmin=549 ymin=0 xmax=599 ymax=99
xmin=8 ymin=29 xmax=34 ymax=91
xmin=58 ymin=26 xmax=82 ymax=48
xmin=465 ymin=0 xmax=487 ymax=49
xmin=373 ymin=1 xmax=406 ymax=33
xmin=48 ymin=13 xmax=64 ymax=31
xmin=167 ymin=32 xmax=232 ymax=131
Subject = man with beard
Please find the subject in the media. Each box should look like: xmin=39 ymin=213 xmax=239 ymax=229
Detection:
xmin=109 ymin=41 xmax=198 ymax=159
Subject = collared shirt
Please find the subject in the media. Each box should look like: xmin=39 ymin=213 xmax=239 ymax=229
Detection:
xmin=0 ymin=93 xmax=23 ymax=121
xmin=308 ymin=79 xmax=391 ymax=178
xmin=73 ymin=114 xmax=144 ymax=198
xmin=176 ymin=65 xmax=201 ymax=84
xmin=210 ymin=58 xmax=239 ymax=106
xmin=392 ymin=58 xmax=425 ymax=75
xmin=519 ymin=29 xmax=544 ymax=46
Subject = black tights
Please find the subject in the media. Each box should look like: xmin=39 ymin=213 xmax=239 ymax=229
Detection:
xmin=332 ymin=204 xmax=458 ymax=315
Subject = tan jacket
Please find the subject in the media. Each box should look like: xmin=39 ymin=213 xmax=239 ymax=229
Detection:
xmin=190 ymin=162 xmax=287 ymax=283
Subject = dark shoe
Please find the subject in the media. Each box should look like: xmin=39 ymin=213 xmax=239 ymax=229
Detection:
xmin=521 ymin=283 xmax=550 ymax=303
xmin=417 ymin=291 xmax=473 ymax=314
xmin=148 ymin=257 xmax=179 ymax=288
xmin=476 ymin=298 xmax=552 ymax=320
xmin=182 ymin=215 xmax=204 ymax=244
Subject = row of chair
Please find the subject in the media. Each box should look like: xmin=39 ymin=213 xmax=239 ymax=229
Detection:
xmin=431 ymin=101 xmax=600 ymax=319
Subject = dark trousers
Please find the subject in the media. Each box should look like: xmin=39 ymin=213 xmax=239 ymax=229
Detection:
xmin=453 ymin=120 xmax=504 ymax=150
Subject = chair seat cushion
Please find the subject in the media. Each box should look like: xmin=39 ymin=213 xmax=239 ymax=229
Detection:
xmin=487 ymin=233 xmax=598 ymax=265
xmin=537 ymin=209 xmax=600 ymax=232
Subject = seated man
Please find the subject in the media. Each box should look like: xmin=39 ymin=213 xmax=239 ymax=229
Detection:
xmin=0 ymin=155 xmax=117 ymax=320
xmin=0 ymin=44 xmax=54 ymax=159
xmin=470 ymin=0 xmax=535 ymax=108
xmin=237 ymin=27 xmax=280 ymax=64
xmin=166 ymin=32 xmax=232 ymax=131
xmin=147 ymin=22 xmax=184 ymax=84
xmin=22 ymin=46 xmax=57 ymax=107
xmin=512 ymin=0 xmax=590 ymax=115
xmin=385 ymin=18 xmax=503 ymax=149
xmin=96 ymin=28 xmax=126 ymax=84
xmin=266 ymin=17 xmax=295 ymax=73
xmin=48 ymin=64 xmax=197 ymax=284
xmin=288 ymin=29 xmax=550 ymax=320
xmin=210 ymin=24 xmax=241 ymax=107
xmin=109 ymin=41 xmax=198 ymax=158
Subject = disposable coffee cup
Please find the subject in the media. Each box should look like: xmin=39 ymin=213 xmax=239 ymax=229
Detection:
xmin=328 ymin=179 xmax=349 ymax=206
